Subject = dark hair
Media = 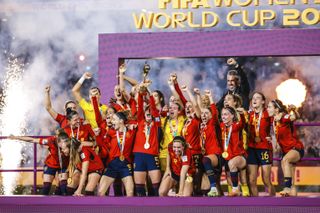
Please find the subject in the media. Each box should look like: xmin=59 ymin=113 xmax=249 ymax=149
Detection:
xmin=227 ymin=70 xmax=240 ymax=83
xmin=172 ymin=136 xmax=187 ymax=149
xmin=115 ymin=111 xmax=128 ymax=122
xmin=222 ymin=106 xmax=238 ymax=122
xmin=64 ymin=100 xmax=76 ymax=110
xmin=154 ymin=90 xmax=165 ymax=107
xmin=66 ymin=110 xmax=78 ymax=121
xmin=90 ymin=87 xmax=101 ymax=95
xmin=271 ymin=99 xmax=287 ymax=113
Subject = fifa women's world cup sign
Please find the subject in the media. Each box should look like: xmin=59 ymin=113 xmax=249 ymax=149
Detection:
xmin=133 ymin=0 xmax=320 ymax=29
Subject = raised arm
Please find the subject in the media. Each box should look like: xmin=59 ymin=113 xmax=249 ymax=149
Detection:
xmin=168 ymin=73 xmax=181 ymax=103
xmin=173 ymin=79 xmax=187 ymax=107
xmin=72 ymin=72 xmax=92 ymax=102
xmin=227 ymin=58 xmax=250 ymax=95
xmin=123 ymin=75 xmax=139 ymax=86
xmin=44 ymin=85 xmax=58 ymax=120
xmin=91 ymin=96 xmax=103 ymax=127
xmin=205 ymin=90 xmax=219 ymax=121
xmin=182 ymin=85 xmax=201 ymax=118
xmin=193 ymin=88 xmax=203 ymax=110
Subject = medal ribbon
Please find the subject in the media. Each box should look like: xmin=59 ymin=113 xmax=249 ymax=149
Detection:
xmin=116 ymin=127 xmax=127 ymax=155
xmin=71 ymin=125 xmax=80 ymax=140
xmin=254 ymin=111 xmax=262 ymax=137
xmin=224 ymin=125 xmax=233 ymax=152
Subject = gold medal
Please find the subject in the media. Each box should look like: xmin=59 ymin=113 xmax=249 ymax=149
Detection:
xmin=222 ymin=151 xmax=229 ymax=159
xmin=119 ymin=154 xmax=125 ymax=161
xmin=201 ymin=148 xmax=206 ymax=155
xmin=67 ymin=177 xmax=72 ymax=185
xmin=255 ymin=136 xmax=261 ymax=143
xmin=186 ymin=175 xmax=193 ymax=183
xmin=144 ymin=143 xmax=150 ymax=150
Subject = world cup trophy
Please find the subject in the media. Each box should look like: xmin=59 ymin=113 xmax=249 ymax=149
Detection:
xmin=143 ymin=62 xmax=150 ymax=83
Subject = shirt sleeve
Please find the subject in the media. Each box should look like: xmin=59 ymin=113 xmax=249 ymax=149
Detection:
xmin=39 ymin=136 xmax=55 ymax=146
xmin=80 ymin=148 xmax=90 ymax=162
xmin=55 ymin=114 xmax=65 ymax=125
xmin=79 ymin=98 xmax=91 ymax=111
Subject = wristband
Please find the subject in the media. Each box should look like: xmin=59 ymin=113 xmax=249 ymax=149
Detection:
xmin=78 ymin=75 xmax=86 ymax=85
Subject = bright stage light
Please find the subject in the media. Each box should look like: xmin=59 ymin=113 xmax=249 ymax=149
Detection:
xmin=276 ymin=79 xmax=307 ymax=108
xmin=79 ymin=54 xmax=85 ymax=61
xmin=0 ymin=57 xmax=27 ymax=195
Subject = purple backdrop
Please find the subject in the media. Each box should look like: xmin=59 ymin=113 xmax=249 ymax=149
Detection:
xmin=98 ymin=29 xmax=320 ymax=103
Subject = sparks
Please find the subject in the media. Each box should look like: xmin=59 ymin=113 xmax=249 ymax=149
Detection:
xmin=0 ymin=56 xmax=28 ymax=195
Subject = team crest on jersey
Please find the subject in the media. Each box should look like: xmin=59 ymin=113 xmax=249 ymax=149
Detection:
xmin=155 ymin=117 xmax=160 ymax=122
xmin=284 ymin=114 xmax=290 ymax=119
xmin=80 ymin=153 xmax=86 ymax=160
xmin=181 ymin=155 xmax=188 ymax=162
xmin=173 ymin=159 xmax=178 ymax=164
xmin=42 ymin=139 xmax=48 ymax=145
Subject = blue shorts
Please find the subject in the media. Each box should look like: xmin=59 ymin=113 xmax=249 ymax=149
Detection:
xmin=133 ymin=152 xmax=160 ymax=172
xmin=43 ymin=165 xmax=67 ymax=176
xmin=283 ymin=148 xmax=305 ymax=160
xmin=247 ymin=148 xmax=273 ymax=165
xmin=103 ymin=158 xmax=132 ymax=179
xmin=171 ymin=172 xmax=180 ymax=182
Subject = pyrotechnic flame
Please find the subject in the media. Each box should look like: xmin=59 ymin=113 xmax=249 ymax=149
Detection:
xmin=276 ymin=79 xmax=307 ymax=108
xmin=0 ymin=55 xmax=28 ymax=195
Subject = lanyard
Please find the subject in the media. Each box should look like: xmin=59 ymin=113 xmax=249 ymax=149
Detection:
xmin=116 ymin=128 xmax=127 ymax=153
xmin=71 ymin=125 xmax=80 ymax=140
xmin=224 ymin=125 xmax=233 ymax=151
xmin=253 ymin=111 xmax=262 ymax=136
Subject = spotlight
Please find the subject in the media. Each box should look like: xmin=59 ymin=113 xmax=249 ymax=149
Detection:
xmin=79 ymin=54 xmax=85 ymax=61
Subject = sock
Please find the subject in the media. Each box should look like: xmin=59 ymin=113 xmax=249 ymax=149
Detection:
xmin=54 ymin=184 xmax=62 ymax=195
xmin=59 ymin=180 xmax=67 ymax=196
xmin=113 ymin=179 xmax=123 ymax=196
xmin=193 ymin=171 xmax=203 ymax=196
xmin=230 ymin=172 xmax=239 ymax=188
xmin=42 ymin=182 xmax=52 ymax=195
xmin=135 ymin=184 xmax=146 ymax=196
xmin=85 ymin=191 xmax=95 ymax=196
xmin=284 ymin=177 xmax=292 ymax=188
xmin=152 ymin=183 xmax=160 ymax=197
xmin=241 ymin=184 xmax=250 ymax=195
xmin=66 ymin=187 xmax=76 ymax=196
xmin=202 ymin=157 xmax=216 ymax=188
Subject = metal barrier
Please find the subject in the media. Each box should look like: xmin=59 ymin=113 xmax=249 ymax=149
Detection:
xmin=0 ymin=122 xmax=319 ymax=195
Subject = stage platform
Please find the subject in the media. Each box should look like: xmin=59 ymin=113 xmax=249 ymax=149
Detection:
xmin=0 ymin=196 xmax=320 ymax=213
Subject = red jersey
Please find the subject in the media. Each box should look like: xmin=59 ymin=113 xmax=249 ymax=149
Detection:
xmin=133 ymin=93 xmax=160 ymax=155
xmin=273 ymin=114 xmax=304 ymax=154
xmin=182 ymin=117 xmax=201 ymax=155
xmin=55 ymin=114 xmax=68 ymax=129
xmin=248 ymin=109 xmax=272 ymax=150
xmin=168 ymin=142 xmax=195 ymax=176
xmin=108 ymin=128 xmax=136 ymax=163
xmin=200 ymin=104 xmax=222 ymax=156
xmin=40 ymin=136 xmax=69 ymax=169
xmin=220 ymin=114 xmax=247 ymax=161
xmin=64 ymin=123 xmax=95 ymax=142
xmin=77 ymin=146 xmax=104 ymax=172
